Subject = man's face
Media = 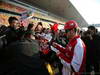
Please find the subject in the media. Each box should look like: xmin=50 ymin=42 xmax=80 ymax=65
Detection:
xmin=37 ymin=25 xmax=43 ymax=31
xmin=65 ymin=29 xmax=73 ymax=39
xmin=10 ymin=20 xmax=20 ymax=29
xmin=88 ymin=28 xmax=95 ymax=35
xmin=32 ymin=23 xmax=37 ymax=31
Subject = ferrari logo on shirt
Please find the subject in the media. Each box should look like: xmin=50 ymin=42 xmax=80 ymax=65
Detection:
xmin=70 ymin=23 xmax=74 ymax=26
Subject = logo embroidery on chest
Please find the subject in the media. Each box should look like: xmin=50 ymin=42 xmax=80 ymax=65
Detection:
xmin=70 ymin=23 xmax=74 ymax=26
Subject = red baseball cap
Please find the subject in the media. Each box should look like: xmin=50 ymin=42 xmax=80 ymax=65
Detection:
xmin=51 ymin=23 xmax=58 ymax=32
xmin=64 ymin=20 xmax=79 ymax=30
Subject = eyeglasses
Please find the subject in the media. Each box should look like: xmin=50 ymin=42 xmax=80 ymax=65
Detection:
xmin=65 ymin=29 xmax=72 ymax=33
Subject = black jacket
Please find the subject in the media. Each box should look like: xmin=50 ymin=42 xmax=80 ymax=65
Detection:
xmin=0 ymin=38 xmax=49 ymax=75
xmin=5 ymin=26 xmax=18 ymax=44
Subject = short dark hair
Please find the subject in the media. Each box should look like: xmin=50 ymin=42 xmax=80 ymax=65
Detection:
xmin=38 ymin=22 xmax=42 ymax=25
xmin=8 ymin=16 xmax=18 ymax=24
xmin=88 ymin=26 xmax=96 ymax=30
xmin=27 ymin=23 xmax=34 ymax=30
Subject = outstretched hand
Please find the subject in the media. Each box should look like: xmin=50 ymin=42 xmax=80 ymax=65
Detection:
xmin=52 ymin=42 xmax=57 ymax=48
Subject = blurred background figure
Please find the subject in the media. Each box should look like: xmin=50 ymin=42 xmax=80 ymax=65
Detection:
xmin=82 ymin=26 xmax=100 ymax=74
xmin=35 ymin=22 xmax=43 ymax=34
xmin=24 ymin=23 xmax=35 ymax=39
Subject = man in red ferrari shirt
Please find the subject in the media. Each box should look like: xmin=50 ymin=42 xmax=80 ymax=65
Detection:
xmin=51 ymin=20 xmax=86 ymax=75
